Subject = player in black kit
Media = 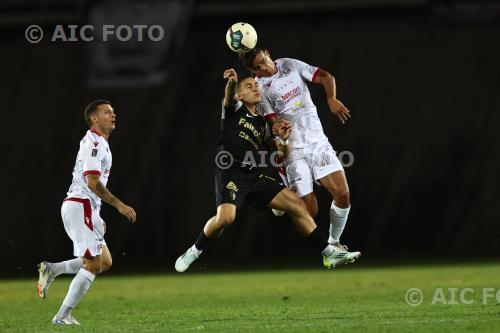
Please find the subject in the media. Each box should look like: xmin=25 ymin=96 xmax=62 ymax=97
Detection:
xmin=175 ymin=68 xmax=351 ymax=272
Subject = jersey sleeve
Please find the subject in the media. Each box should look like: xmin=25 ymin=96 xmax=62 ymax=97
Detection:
xmin=257 ymin=94 xmax=276 ymax=121
xmin=284 ymin=58 xmax=320 ymax=83
xmin=222 ymin=99 xmax=243 ymax=117
xmin=221 ymin=99 xmax=243 ymax=127
xmin=81 ymin=140 xmax=105 ymax=176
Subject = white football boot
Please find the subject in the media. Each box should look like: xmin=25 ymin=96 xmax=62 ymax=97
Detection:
xmin=175 ymin=246 xmax=201 ymax=272
xmin=323 ymin=244 xmax=361 ymax=268
xmin=52 ymin=315 xmax=81 ymax=325
xmin=334 ymin=243 xmax=361 ymax=264
xmin=37 ymin=262 xmax=55 ymax=299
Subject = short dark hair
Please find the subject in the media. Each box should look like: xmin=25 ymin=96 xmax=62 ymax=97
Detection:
xmin=84 ymin=99 xmax=110 ymax=127
xmin=237 ymin=76 xmax=254 ymax=90
xmin=238 ymin=48 xmax=265 ymax=70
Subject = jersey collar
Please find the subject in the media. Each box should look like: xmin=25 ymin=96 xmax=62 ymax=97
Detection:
xmin=90 ymin=128 xmax=102 ymax=136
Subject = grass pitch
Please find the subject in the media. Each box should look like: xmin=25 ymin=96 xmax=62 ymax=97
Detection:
xmin=0 ymin=262 xmax=499 ymax=332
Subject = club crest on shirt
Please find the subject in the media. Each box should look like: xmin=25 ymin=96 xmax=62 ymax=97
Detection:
xmin=226 ymin=181 xmax=238 ymax=192
xmin=229 ymin=190 xmax=237 ymax=201
xmin=91 ymin=149 xmax=98 ymax=157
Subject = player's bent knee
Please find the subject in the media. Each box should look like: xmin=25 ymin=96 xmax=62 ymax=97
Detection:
xmin=83 ymin=263 xmax=101 ymax=275
xmin=216 ymin=204 xmax=236 ymax=228
xmin=83 ymin=257 xmax=103 ymax=274
xmin=335 ymin=188 xmax=350 ymax=205
xmin=101 ymin=256 xmax=112 ymax=272
xmin=101 ymin=261 xmax=112 ymax=272
xmin=223 ymin=216 xmax=235 ymax=227
xmin=216 ymin=213 xmax=235 ymax=228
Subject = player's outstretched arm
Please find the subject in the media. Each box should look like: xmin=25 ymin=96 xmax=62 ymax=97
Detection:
xmin=223 ymin=68 xmax=238 ymax=107
xmin=86 ymin=174 xmax=137 ymax=223
xmin=313 ymin=69 xmax=351 ymax=124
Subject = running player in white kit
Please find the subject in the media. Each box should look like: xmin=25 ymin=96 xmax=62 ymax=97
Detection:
xmin=240 ymin=49 xmax=359 ymax=261
xmin=37 ymin=100 xmax=137 ymax=325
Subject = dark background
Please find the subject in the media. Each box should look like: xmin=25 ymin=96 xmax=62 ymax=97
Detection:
xmin=2 ymin=0 xmax=500 ymax=277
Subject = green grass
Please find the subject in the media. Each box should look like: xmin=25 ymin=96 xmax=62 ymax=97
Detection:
xmin=1 ymin=263 xmax=499 ymax=332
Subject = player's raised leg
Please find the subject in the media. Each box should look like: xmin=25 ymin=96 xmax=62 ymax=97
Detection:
xmin=99 ymin=245 xmax=113 ymax=273
xmin=37 ymin=257 xmax=83 ymax=299
xmin=267 ymin=188 xmax=357 ymax=268
xmin=175 ymin=204 xmax=236 ymax=272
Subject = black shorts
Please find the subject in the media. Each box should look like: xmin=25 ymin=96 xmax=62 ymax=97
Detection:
xmin=215 ymin=166 xmax=285 ymax=211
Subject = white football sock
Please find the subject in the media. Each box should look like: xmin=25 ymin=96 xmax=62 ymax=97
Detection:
xmin=52 ymin=258 xmax=83 ymax=276
xmin=56 ymin=268 xmax=95 ymax=318
xmin=329 ymin=203 xmax=350 ymax=244
xmin=191 ymin=245 xmax=203 ymax=256
xmin=321 ymin=244 xmax=334 ymax=257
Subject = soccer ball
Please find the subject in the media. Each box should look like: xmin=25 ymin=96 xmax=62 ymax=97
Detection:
xmin=226 ymin=22 xmax=258 ymax=53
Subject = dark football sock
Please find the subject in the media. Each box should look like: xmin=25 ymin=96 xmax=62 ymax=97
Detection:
xmin=306 ymin=227 xmax=334 ymax=256
xmin=194 ymin=230 xmax=214 ymax=251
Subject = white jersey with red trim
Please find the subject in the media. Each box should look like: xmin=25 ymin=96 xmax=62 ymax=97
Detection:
xmin=256 ymin=58 xmax=327 ymax=148
xmin=66 ymin=129 xmax=112 ymax=211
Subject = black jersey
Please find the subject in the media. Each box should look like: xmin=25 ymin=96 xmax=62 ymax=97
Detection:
xmin=218 ymin=101 xmax=268 ymax=161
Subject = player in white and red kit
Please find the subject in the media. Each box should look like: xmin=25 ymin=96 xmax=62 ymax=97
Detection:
xmin=240 ymin=49 xmax=359 ymax=261
xmin=37 ymin=100 xmax=136 ymax=325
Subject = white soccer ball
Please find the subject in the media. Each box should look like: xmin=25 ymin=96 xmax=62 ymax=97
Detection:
xmin=226 ymin=22 xmax=258 ymax=53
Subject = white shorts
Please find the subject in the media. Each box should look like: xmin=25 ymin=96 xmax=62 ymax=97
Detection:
xmin=61 ymin=198 xmax=106 ymax=257
xmin=286 ymin=137 xmax=344 ymax=197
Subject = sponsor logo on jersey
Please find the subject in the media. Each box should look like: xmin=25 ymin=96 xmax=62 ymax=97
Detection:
xmin=91 ymin=149 xmax=98 ymax=157
xmin=226 ymin=181 xmax=238 ymax=192
xmin=281 ymin=86 xmax=301 ymax=103
xmin=292 ymin=101 xmax=303 ymax=112
xmin=237 ymin=117 xmax=263 ymax=149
